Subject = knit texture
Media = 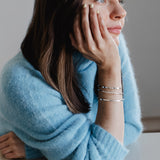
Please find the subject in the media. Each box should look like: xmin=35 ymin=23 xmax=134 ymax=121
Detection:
xmin=0 ymin=33 xmax=143 ymax=160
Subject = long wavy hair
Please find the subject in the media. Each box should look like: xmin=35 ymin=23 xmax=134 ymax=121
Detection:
xmin=20 ymin=0 xmax=90 ymax=113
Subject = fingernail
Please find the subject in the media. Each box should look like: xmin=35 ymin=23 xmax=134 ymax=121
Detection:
xmin=83 ymin=3 xmax=87 ymax=8
xmin=90 ymin=4 xmax=94 ymax=9
xmin=97 ymin=10 xmax=100 ymax=14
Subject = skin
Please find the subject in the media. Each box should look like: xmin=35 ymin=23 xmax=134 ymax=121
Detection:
xmin=0 ymin=0 xmax=126 ymax=159
xmin=70 ymin=0 xmax=126 ymax=69
xmin=0 ymin=132 xmax=25 ymax=159
xmin=82 ymin=0 xmax=126 ymax=46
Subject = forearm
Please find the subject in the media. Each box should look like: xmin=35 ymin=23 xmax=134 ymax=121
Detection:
xmin=95 ymin=67 xmax=124 ymax=145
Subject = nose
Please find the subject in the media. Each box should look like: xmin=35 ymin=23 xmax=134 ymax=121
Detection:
xmin=110 ymin=3 xmax=127 ymax=21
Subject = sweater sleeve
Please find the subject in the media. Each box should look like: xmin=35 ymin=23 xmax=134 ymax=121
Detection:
xmin=119 ymin=33 xmax=144 ymax=146
xmin=0 ymin=60 xmax=129 ymax=160
xmin=24 ymin=144 xmax=44 ymax=159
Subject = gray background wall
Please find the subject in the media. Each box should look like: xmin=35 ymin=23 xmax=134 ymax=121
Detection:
xmin=122 ymin=0 xmax=160 ymax=118
xmin=0 ymin=0 xmax=160 ymax=118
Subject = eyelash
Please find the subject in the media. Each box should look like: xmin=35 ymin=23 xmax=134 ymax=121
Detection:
xmin=119 ymin=0 xmax=125 ymax=4
xmin=96 ymin=0 xmax=105 ymax=2
xmin=96 ymin=0 xmax=125 ymax=5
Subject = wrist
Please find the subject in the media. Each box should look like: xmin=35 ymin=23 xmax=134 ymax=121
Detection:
xmin=98 ymin=67 xmax=122 ymax=87
xmin=97 ymin=57 xmax=121 ymax=73
xmin=97 ymin=63 xmax=121 ymax=74
xmin=98 ymin=67 xmax=121 ymax=77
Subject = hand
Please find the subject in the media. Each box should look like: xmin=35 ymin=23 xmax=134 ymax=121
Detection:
xmin=69 ymin=3 xmax=121 ymax=71
xmin=0 ymin=132 xmax=25 ymax=159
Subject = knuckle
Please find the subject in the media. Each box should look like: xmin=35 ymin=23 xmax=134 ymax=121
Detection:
xmin=5 ymin=153 xmax=13 ymax=159
xmin=81 ymin=20 xmax=87 ymax=31
xmin=10 ymin=144 xmax=16 ymax=150
xmin=10 ymin=131 xmax=15 ymax=135
xmin=97 ymin=43 xmax=103 ymax=50
xmin=15 ymin=152 xmax=19 ymax=156
xmin=88 ymin=44 xmax=95 ymax=52
xmin=74 ymin=25 xmax=78 ymax=33
xmin=71 ymin=43 xmax=76 ymax=48
xmin=97 ymin=59 xmax=103 ymax=66
xmin=81 ymin=48 xmax=86 ymax=54
xmin=9 ymin=131 xmax=16 ymax=137
xmin=91 ymin=9 xmax=96 ymax=16
xmin=75 ymin=20 xmax=79 ymax=28
xmin=9 ymin=137 xmax=15 ymax=144
xmin=71 ymin=39 xmax=75 ymax=46
xmin=77 ymin=44 xmax=83 ymax=50
xmin=108 ymin=39 xmax=113 ymax=45
xmin=87 ymin=43 xmax=92 ymax=50
xmin=81 ymin=12 xmax=87 ymax=22
xmin=2 ymin=150 xmax=8 ymax=155
xmin=91 ymin=22 xmax=96 ymax=30
xmin=12 ymin=152 xmax=19 ymax=158
xmin=73 ymin=22 xmax=79 ymax=31
xmin=4 ymin=154 xmax=10 ymax=159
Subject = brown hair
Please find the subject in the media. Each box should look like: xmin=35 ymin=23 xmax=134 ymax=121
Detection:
xmin=20 ymin=0 xmax=90 ymax=113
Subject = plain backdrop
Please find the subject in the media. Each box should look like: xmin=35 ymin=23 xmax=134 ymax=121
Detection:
xmin=0 ymin=0 xmax=160 ymax=118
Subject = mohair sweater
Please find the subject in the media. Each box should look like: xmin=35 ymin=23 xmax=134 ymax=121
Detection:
xmin=0 ymin=33 xmax=143 ymax=160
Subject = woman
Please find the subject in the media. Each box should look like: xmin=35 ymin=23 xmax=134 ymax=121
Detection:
xmin=0 ymin=0 xmax=143 ymax=160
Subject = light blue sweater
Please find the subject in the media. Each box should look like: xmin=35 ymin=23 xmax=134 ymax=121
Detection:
xmin=0 ymin=33 xmax=143 ymax=160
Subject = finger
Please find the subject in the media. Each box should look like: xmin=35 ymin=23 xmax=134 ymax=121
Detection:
xmin=73 ymin=14 xmax=84 ymax=50
xmin=89 ymin=4 xmax=102 ymax=47
xmin=0 ymin=140 xmax=9 ymax=150
xmin=0 ymin=134 xmax=9 ymax=143
xmin=0 ymin=132 xmax=16 ymax=143
xmin=69 ymin=33 xmax=77 ymax=48
xmin=81 ymin=3 xmax=95 ymax=49
xmin=1 ymin=146 xmax=12 ymax=155
xmin=7 ymin=149 xmax=24 ymax=159
xmin=97 ymin=11 xmax=111 ymax=40
xmin=4 ymin=152 xmax=16 ymax=159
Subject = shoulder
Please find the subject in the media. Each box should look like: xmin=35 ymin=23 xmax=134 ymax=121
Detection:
xmin=0 ymin=51 xmax=44 ymax=89
xmin=0 ymin=51 xmax=61 ymax=105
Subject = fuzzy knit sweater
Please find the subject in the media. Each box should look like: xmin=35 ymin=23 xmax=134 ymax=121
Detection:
xmin=0 ymin=33 xmax=143 ymax=160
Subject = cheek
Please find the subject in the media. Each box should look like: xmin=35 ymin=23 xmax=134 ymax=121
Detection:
xmin=83 ymin=0 xmax=97 ymax=5
xmin=100 ymin=9 xmax=110 ymax=25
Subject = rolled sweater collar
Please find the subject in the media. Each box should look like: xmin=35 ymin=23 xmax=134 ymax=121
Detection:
xmin=71 ymin=33 xmax=126 ymax=105
xmin=15 ymin=33 xmax=125 ymax=106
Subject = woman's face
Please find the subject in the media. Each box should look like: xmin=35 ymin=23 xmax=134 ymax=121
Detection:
xmin=82 ymin=0 xmax=127 ymax=45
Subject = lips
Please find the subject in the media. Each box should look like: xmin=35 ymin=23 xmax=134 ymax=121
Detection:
xmin=107 ymin=26 xmax=122 ymax=34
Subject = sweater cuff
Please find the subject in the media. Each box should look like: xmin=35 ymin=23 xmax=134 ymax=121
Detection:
xmin=25 ymin=144 xmax=44 ymax=160
xmin=91 ymin=123 xmax=129 ymax=160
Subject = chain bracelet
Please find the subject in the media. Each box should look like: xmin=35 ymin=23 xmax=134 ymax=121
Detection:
xmin=97 ymin=89 xmax=123 ymax=95
xmin=97 ymin=84 xmax=122 ymax=90
xmin=98 ymin=98 xmax=124 ymax=102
